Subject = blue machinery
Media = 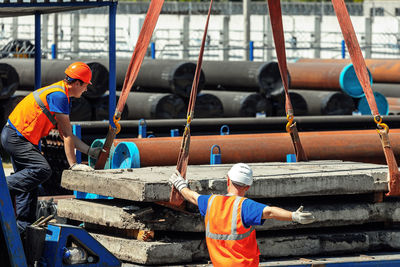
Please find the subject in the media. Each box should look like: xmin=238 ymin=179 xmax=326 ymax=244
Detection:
xmin=0 ymin=156 xmax=120 ymax=266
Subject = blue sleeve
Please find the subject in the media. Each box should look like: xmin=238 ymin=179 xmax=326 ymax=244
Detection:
xmin=198 ymin=195 xmax=211 ymax=216
xmin=47 ymin=92 xmax=69 ymax=114
xmin=241 ymin=199 xmax=267 ymax=228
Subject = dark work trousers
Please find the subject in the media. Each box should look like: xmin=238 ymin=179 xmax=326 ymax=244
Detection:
xmin=0 ymin=124 xmax=52 ymax=234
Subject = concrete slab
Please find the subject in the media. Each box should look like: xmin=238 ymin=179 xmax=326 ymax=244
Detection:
xmin=58 ymin=198 xmax=400 ymax=232
xmin=92 ymin=230 xmax=400 ymax=265
xmin=61 ymin=161 xmax=388 ymax=202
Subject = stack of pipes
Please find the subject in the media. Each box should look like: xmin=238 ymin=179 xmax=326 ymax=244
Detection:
xmin=294 ymin=58 xmax=394 ymax=116
xmin=0 ymin=58 xmax=110 ymax=124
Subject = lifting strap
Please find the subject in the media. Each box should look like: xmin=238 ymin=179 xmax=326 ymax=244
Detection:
xmin=168 ymin=0 xmax=214 ymax=206
xmin=267 ymin=0 xmax=307 ymax=161
xmin=95 ymin=0 xmax=164 ymax=169
xmin=332 ymin=0 xmax=400 ymax=196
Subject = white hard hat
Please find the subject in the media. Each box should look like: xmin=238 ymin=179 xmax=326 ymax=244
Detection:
xmin=227 ymin=163 xmax=253 ymax=186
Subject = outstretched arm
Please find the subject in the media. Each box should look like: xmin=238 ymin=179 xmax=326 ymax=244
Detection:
xmin=180 ymin=187 xmax=200 ymax=206
xmin=169 ymin=170 xmax=200 ymax=206
xmin=262 ymin=206 xmax=292 ymax=221
xmin=262 ymin=205 xmax=316 ymax=224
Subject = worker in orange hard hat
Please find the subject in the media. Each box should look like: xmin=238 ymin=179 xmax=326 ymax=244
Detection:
xmin=170 ymin=163 xmax=316 ymax=267
xmin=1 ymin=62 xmax=102 ymax=237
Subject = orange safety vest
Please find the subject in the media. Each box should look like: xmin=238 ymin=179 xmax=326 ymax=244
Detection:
xmin=204 ymin=195 xmax=260 ymax=267
xmin=9 ymin=81 xmax=69 ymax=145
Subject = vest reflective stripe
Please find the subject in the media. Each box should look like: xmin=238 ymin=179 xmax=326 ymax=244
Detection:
xmin=206 ymin=195 xmax=255 ymax=241
xmin=8 ymin=81 xmax=69 ymax=145
xmin=32 ymin=85 xmax=65 ymax=126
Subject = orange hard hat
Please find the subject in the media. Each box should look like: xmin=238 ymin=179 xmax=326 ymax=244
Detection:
xmin=65 ymin=62 xmax=92 ymax=84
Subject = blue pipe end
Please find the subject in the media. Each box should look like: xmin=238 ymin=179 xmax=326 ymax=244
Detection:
xmin=357 ymin=92 xmax=389 ymax=116
xmin=88 ymin=139 xmax=114 ymax=169
xmin=339 ymin=64 xmax=372 ymax=98
xmin=111 ymin=142 xmax=140 ymax=169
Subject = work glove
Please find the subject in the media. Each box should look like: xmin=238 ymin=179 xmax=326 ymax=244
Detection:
xmin=87 ymin=147 xmax=104 ymax=160
xmin=169 ymin=170 xmax=188 ymax=192
xmin=69 ymin=163 xmax=94 ymax=172
xmin=292 ymin=206 xmax=316 ymax=224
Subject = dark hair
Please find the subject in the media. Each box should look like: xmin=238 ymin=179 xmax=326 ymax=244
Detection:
xmin=64 ymin=75 xmax=84 ymax=85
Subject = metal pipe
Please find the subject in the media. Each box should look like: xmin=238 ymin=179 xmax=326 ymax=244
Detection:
xmin=372 ymin=83 xmax=400 ymax=98
xmin=112 ymin=129 xmax=400 ymax=166
xmin=124 ymin=92 xmax=186 ymax=119
xmin=202 ymin=60 xmax=283 ymax=97
xmin=195 ymin=93 xmax=224 ymax=118
xmin=98 ymin=59 xmax=205 ymax=98
xmin=202 ymin=90 xmax=272 ymax=117
xmin=0 ymin=58 xmax=108 ymax=98
xmin=72 ymin=115 xmax=400 ymax=139
xmin=297 ymin=58 xmax=400 ymax=83
xmin=70 ymin=96 xmax=92 ymax=122
xmin=0 ymin=63 xmax=19 ymax=99
xmin=274 ymin=92 xmax=308 ymax=116
xmin=292 ymin=90 xmax=354 ymax=115
xmin=287 ymin=62 xmax=372 ymax=98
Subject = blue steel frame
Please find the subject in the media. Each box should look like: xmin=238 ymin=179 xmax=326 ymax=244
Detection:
xmin=0 ymin=157 xmax=27 ymax=266
xmin=0 ymin=1 xmax=118 ymax=127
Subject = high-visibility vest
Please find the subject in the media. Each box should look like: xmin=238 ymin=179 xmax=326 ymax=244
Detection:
xmin=9 ymin=81 xmax=69 ymax=145
xmin=205 ymin=195 xmax=259 ymax=267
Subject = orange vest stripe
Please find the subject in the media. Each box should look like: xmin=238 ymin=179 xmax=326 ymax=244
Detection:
xmin=205 ymin=195 xmax=260 ymax=267
xmin=8 ymin=81 xmax=69 ymax=145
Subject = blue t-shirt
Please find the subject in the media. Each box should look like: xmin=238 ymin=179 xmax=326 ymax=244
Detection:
xmin=8 ymin=91 xmax=69 ymax=137
xmin=198 ymin=195 xmax=267 ymax=228
xmin=47 ymin=91 xmax=70 ymax=115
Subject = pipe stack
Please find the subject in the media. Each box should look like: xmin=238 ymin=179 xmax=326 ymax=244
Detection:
xmin=295 ymin=58 xmax=395 ymax=116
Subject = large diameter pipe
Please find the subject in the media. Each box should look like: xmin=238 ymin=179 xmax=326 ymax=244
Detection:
xmin=70 ymin=96 xmax=92 ymax=121
xmin=202 ymin=90 xmax=272 ymax=117
xmin=287 ymin=62 xmax=372 ymax=98
xmin=0 ymin=90 xmax=28 ymax=125
xmin=88 ymin=94 xmax=128 ymax=121
xmin=99 ymin=59 xmax=205 ymax=99
xmin=297 ymin=58 xmax=400 ymax=83
xmin=202 ymin=60 xmax=283 ymax=97
xmin=0 ymin=58 xmax=108 ymax=98
xmin=111 ymin=129 xmax=400 ymax=167
xmin=194 ymin=93 xmax=224 ymax=118
xmin=0 ymin=63 xmax=19 ymax=99
xmin=274 ymin=92 xmax=308 ymax=116
xmin=357 ymin=92 xmax=389 ymax=116
xmin=372 ymin=83 xmax=400 ymax=98
xmin=293 ymin=90 xmax=354 ymax=115
xmin=124 ymin=92 xmax=186 ymax=119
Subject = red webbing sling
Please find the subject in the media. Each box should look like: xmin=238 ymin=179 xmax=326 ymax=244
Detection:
xmin=267 ymin=0 xmax=307 ymax=161
xmin=332 ymin=0 xmax=400 ymax=196
xmin=95 ymin=0 xmax=164 ymax=169
xmin=169 ymin=0 xmax=214 ymax=206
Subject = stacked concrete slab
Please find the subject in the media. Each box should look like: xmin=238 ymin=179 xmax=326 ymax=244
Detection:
xmin=58 ymin=161 xmax=400 ymax=265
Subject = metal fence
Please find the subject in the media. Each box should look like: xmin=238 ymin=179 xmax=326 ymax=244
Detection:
xmin=0 ymin=1 xmax=399 ymax=61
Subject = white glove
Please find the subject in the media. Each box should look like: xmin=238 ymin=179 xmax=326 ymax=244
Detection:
xmin=292 ymin=206 xmax=316 ymax=224
xmin=69 ymin=163 xmax=94 ymax=172
xmin=169 ymin=170 xmax=188 ymax=192
xmin=87 ymin=147 xmax=104 ymax=160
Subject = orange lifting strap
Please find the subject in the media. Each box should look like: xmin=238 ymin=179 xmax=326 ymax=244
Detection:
xmin=267 ymin=0 xmax=307 ymax=162
xmin=332 ymin=0 xmax=400 ymax=196
xmin=168 ymin=0 xmax=215 ymax=207
xmin=95 ymin=0 xmax=164 ymax=170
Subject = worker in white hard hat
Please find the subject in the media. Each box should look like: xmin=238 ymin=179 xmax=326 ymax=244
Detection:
xmin=169 ymin=163 xmax=316 ymax=267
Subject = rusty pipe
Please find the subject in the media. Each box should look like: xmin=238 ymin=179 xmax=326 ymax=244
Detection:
xmin=297 ymin=58 xmax=400 ymax=84
xmin=287 ymin=62 xmax=372 ymax=98
xmin=110 ymin=129 xmax=400 ymax=167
